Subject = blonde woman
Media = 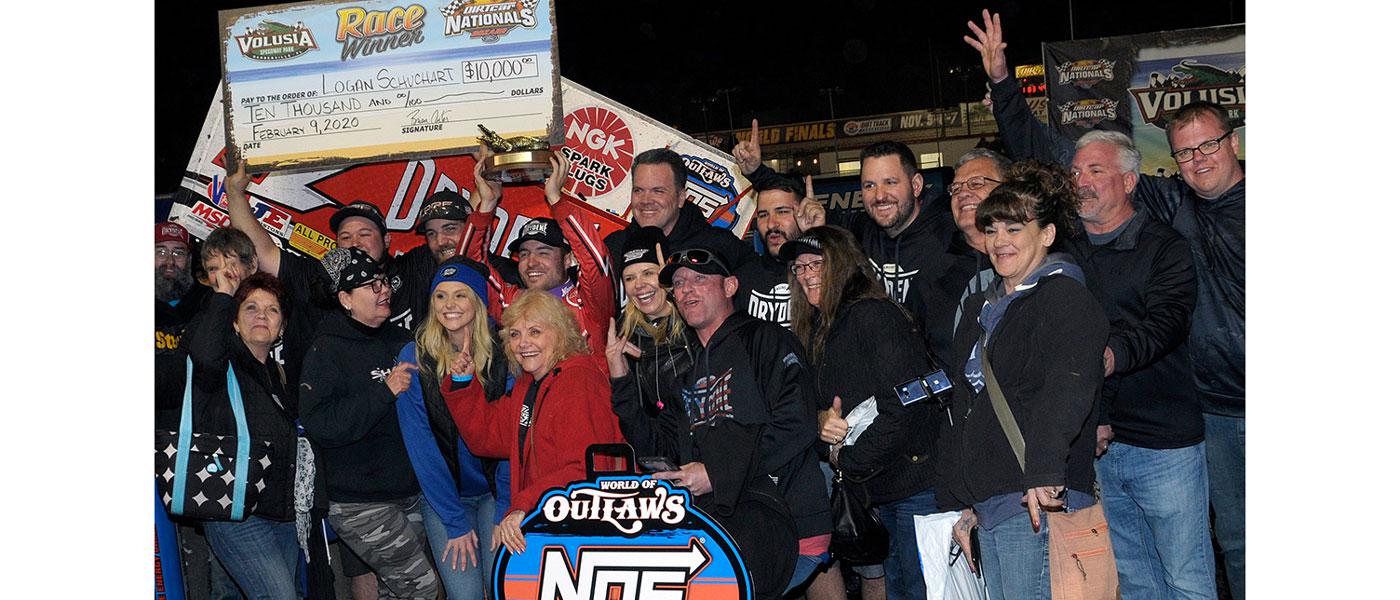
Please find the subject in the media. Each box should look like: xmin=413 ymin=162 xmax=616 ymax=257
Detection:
xmin=442 ymin=289 xmax=623 ymax=555
xmin=395 ymin=257 xmax=510 ymax=599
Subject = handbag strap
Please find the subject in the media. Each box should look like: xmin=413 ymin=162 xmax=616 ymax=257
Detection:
xmin=981 ymin=335 xmax=1026 ymax=473
xmin=170 ymin=357 xmax=252 ymax=520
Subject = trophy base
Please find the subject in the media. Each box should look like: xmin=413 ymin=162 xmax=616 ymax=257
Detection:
xmin=481 ymin=150 xmax=554 ymax=183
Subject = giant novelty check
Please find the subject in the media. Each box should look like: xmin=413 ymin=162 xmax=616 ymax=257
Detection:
xmin=219 ymin=0 xmax=560 ymax=172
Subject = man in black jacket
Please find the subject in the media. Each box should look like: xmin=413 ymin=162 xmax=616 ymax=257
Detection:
xmin=1065 ymin=130 xmax=1215 ymax=599
xmin=603 ymin=148 xmax=756 ymax=302
xmin=966 ymin=12 xmax=1245 ymax=596
xmin=611 ymin=246 xmax=830 ymax=599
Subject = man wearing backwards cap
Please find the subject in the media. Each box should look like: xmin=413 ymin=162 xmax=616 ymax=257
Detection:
xmin=631 ymin=245 xmax=832 ymax=598
xmin=459 ymin=150 xmax=615 ymax=363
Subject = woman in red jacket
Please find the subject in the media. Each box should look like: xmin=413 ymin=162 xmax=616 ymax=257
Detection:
xmin=441 ymin=289 xmax=623 ymax=554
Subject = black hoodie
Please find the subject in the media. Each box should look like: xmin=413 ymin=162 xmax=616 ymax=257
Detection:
xmin=604 ymin=202 xmax=756 ymax=292
xmin=298 ymin=313 xmax=418 ymax=502
xmin=734 ymin=250 xmax=793 ymax=328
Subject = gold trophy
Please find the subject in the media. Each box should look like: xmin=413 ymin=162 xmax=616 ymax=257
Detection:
xmin=477 ymin=124 xmax=554 ymax=183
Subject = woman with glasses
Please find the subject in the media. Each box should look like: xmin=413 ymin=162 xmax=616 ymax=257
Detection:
xmin=442 ymin=289 xmax=624 ymax=557
xmin=299 ymin=247 xmax=439 ymax=599
xmin=603 ymin=226 xmax=698 ymax=430
xmin=783 ymin=225 xmax=944 ymax=599
xmin=181 ymin=269 xmax=305 ymax=599
xmin=936 ymin=161 xmax=1108 ymax=600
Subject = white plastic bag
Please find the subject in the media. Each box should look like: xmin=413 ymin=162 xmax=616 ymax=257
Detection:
xmin=843 ymin=396 xmax=879 ymax=445
xmin=914 ymin=511 xmax=988 ymax=600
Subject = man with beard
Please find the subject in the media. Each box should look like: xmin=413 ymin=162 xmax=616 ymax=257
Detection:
xmin=155 ymin=221 xmax=210 ymax=429
xmin=967 ymin=12 xmax=1246 ymax=596
xmin=732 ymin=176 xmax=815 ymax=328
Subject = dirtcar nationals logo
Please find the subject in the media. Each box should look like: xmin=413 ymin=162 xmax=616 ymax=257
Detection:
xmin=234 ymin=21 xmax=318 ymax=61
xmin=494 ymin=476 xmax=752 ymax=600
xmin=441 ymin=0 xmax=539 ymax=42
xmin=1058 ymin=98 xmax=1119 ymax=127
xmin=1057 ymin=59 xmax=1117 ymax=88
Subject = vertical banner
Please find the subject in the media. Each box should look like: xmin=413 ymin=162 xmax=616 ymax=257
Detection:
xmin=155 ymin=481 xmax=185 ymax=600
xmin=176 ymin=77 xmax=754 ymax=261
xmin=1043 ymin=25 xmax=1245 ymax=174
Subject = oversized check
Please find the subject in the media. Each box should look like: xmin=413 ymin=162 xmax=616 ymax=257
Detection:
xmin=219 ymin=0 xmax=560 ymax=172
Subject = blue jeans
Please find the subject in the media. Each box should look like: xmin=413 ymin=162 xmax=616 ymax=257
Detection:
xmin=421 ymin=492 xmax=498 ymax=600
xmin=1204 ymin=413 xmax=1245 ymax=599
xmin=1097 ymin=441 xmax=1216 ymax=600
xmin=203 ymin=516 xmax=300 ymax=600
xmin=877 ymin=487 xmax=939 ymax=600
xmin=978 ymin=509 xmax=1050 ymax=600
xmin=783 ymin=551 xmax=830 ymax=594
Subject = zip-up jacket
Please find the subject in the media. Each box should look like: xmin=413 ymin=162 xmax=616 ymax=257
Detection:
xmin=463 ymin=197 xmax=616 ymax=369
xmin=989 ymin=75 xmax=1245 ymax=416
xmin=442 ymin=354 xmax=624 ymax=515
xmin=937 ymin=273 xmax=1108 ymax=511
xmin=1065 ymin=213 xmax=1203 ymax=448
xmin=298 ymin=313 xmax=418 ymax=502
xmin=618 ymin=314 xmax=699 ymax=421
xmin=808 ymin=298 xmax=941 ymax=505
xmin=183 ymin=292 xmax=300 ymax=521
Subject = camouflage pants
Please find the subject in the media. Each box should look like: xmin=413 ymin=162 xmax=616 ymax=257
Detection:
xmin=327 ymin=496 xmax=439 ymax=599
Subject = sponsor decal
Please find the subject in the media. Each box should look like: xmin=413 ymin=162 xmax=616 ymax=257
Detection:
xmin=1130 ymin=60 xmax=1245 ymax=129
xmin=562 ymin=106 xmax=635 ymax=197
xmin=681 ymin=155 xmax=740 ymax=229
xmin=234 ymin=20 xmax=317 ymax=61
xmin=622 ymin=248 xmax=647 ymax=263
xmin=1015 ymin=64 xmax=1045 ymax=78
xmin=440 ymin=0 xmax=538 ymax=42
xmin=208 ymin=174 xmax=295 ymax=237
xmin=290 ymin=222 xmax=335 ymax=259
xmin=747 ymin=284 xmax=791 ymax=328
xmin=842 ymin=117 xmax=892 ymax=136
xmin=1058 ymin=98 xmax=1119 ymax=128
xmin=334 ymin=4 xmax=427 ymax=61
xmin=1056 ymin=59 xmax=1117 ymax=88
xmin=496 ymin=476 xmax=752 ymax=599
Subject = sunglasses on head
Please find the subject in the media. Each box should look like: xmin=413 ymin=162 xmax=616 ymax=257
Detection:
xmin=665 ymin=249 xmax=730 ymax=277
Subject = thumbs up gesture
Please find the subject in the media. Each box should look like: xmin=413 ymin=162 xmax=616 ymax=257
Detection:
xmin=819 ymin=396 xmax=850 ymax=445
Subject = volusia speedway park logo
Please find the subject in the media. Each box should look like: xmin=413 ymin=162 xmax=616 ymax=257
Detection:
xmin=234 ymin=20 xmax=318 ymax=61
xmin=494 ymin=476 xmax=752 ymax=600
xmin=1130 ymin=60 xmax=1245 ymax=130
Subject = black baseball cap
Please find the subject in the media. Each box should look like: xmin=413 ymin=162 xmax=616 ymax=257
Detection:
xmin=507 ymin=218 xmax=571 ymax=254
xmin=658 ymin=246 xmax=733 ymax=286
xmin=415 ymin=190 xmax=471 ymax=234
xmin=330 ymin=201 xmax=388 ymax=235
xmin=619 ymin=226 xmax=669 ymax=270
xmin=778 ymin=235 xmax=823 ymax=262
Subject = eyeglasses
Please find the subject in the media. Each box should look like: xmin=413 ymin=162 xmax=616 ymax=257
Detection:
xmin=155 ymin=247 xmax=189 ymax=259
xmin=1170 ymin=130 xmax=1234 ymax=163
xmin=357 ymin=275 xmax=389 ymax=293
xmin=665 ymin=249 xmax=730 ymax=277
xmin=790 ymin=259 xmax=824 ymax=275
xmin=948 ymin=176 xmax=1001 ymax=196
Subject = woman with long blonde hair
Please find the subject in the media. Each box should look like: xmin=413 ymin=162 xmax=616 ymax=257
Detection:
xmin=605 ymin=226 xmax=697 ymax=421
xmin=443 ymin=289 xmax=623 ymax=556
xmin=394 ymin=257 xmax=511 ymax=599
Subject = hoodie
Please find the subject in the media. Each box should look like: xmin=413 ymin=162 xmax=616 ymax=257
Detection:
xmin=298 ymin=313 xmax=418 ymax=502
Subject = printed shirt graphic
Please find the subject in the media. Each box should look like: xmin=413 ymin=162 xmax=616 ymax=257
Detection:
xmin=682 ymin=369 xmax=736 ymax=429
xmin=746 ymin=282 xmax=792 ymax=329
xmin=870 ymin=259 xmax=920 ymax=304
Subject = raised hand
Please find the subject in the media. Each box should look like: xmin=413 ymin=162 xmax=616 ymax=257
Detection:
xmin=819 ymin=396 xmax=850 ymax=445
xmin=604 ymin=317 xmax=641 ymax=378
xmin=543 ymin=149 xmax=570 ymax=206
xmin=471 ymin=147 xmax=504 ymax=214
xmin=225 ymin=160 xmax=251 ymax=203
xmin=732 ymin=119 xmax=763 ymax=176
xmin=797 ymin=175 xmax=825 ymax=231
xmin=963 ymin=9 xmax=1010 ymax=83
xmin=448 ymin=346 xmax=475 ymax=379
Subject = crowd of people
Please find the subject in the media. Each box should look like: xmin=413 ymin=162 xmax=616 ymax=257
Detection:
xmin=155 ymin=11 xmax=1244 ymax=600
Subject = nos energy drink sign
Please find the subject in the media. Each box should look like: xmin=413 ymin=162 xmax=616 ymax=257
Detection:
xmin=494 ymin=476 xmax=752 ymax=599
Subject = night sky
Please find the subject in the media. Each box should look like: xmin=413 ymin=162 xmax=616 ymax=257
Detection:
xmin=154 ymin=0 xmax=1243 ymax=192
